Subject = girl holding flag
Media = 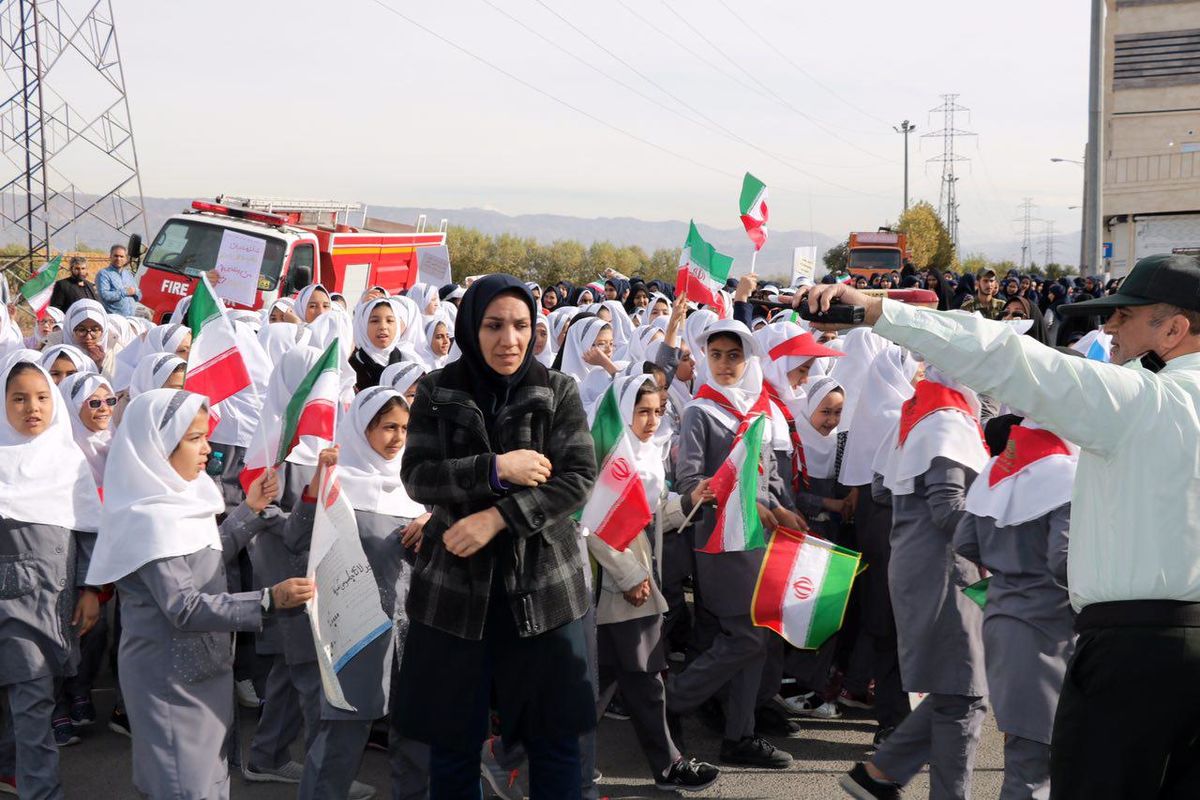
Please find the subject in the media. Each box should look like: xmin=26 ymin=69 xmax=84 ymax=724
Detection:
xmin=586 ymin=374 xmax=720 ymax=791
xmin=666 ymin=320 xmax=801 ymax=770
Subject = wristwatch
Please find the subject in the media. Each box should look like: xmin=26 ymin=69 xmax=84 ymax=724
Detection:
xmin=261 ymin=587 xmax=274 ymax=614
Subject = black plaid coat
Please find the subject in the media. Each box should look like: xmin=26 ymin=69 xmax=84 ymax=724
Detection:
xmin=399 ymin=359 xmax=597 ymax=641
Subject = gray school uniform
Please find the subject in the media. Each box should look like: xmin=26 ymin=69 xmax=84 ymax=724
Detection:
xmin=286 ymin=503 xmax=428 ymax=800
xmin=953 ymin=503 xmax=1074 ymax=744
xmin=669 ymin=404 xmax=781 ymax=740
xmin=888 ymin=457 xmax=987 ymax=698
xmin=0 ymin=517 xmax=94 ymax=800
xmin=115 ymin=502 xmax=266 ymax=800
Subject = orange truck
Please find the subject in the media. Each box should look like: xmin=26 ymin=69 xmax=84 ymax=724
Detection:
xmin=847 ymin=230 xmax=908 ymax=279
xmin=134 ymin=196 xmax=448 ymax=322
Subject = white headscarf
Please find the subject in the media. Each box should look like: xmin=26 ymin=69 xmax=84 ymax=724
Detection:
xmin=242 ymin=345 xmax=329 ymax=475
xmin=625 ymin=326 xmax=664 ymax=365
xmin=964 ymin=420 xmax=1079 ymax=528
xmin=266 ymin=296 xmax=296 ymax=323
xmin=793 ymin=377 xmax=843 ymax=480
xmin=87 ymin=390 xmax=224 ymax=584
xmin=40 ymin=344 xmax=98 ymax=377
xmin=829 ymin=328 xmax=890 ymax=431
xmin=294 ymin=283 xmax=332 ymax=323
xmin=881 ymin=366 xmax=989 ymax=496
xmin=307 ymin=305 xmax=355 ymax=399
xmin=379 ymin=360 xmax=428 ymax=396
xmin=335 ymin=386 xmax=425 ymax=518
xmin=63 ymin=299 xmax=109 ymax=352
xmin=114 ymin=323 xmax=190 ymax=391
xmin=29 ymin=307 xmax=65 ymax=346
xmin=422 ymin=317 xmax=452 ymax=370
xmin=129 ymin=353 xmax=186 ymax=399
xmin=558 ymin=317 xmax=610 ymax=382
xmin=407 ymin=283 xmax=441 ymax=318
xmin=534 ymin=317 xmax=555 ymax=367
xmin=352 ymin=297 xmax=405 ymax=366
xmin=601 ymin=300 xmax=634 ymax=354
xmin=391 ymin=294 xmax=426 ymax=352
xmin=838 ymin=345 xmax=918 ymax=486
xmin=617 ymin=374 xmax=666 ymax=504
xmin=0 ymin=304 xmax=23 ymax=355
xmin=0 ymin=357 xmax=101 ymax=530
xmin=58 ymin=372 xmax=114 ymax=489
xmin=688 ymin=320 xmax=769 ymax=441
xmin=683 ymin=308 xmax=718 ymax=384
xmin=258 ymin=321 xmax=311 ymax=367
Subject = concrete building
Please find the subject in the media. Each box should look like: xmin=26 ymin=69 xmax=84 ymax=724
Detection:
xmin=1104 ymin=0 xmax=1200 ymax=276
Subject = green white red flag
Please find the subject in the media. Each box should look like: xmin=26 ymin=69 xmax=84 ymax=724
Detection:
xmin=699 ymin=414 xmax=768 ymax=553
xmin=185 ymin=274 xmax=252 ymax=415
xmin=18 ymin=255 xmax=61 ymax=319
xmin=578 ymin=385 xmax=652 ymax=552
xmin=238 ymin=338 xmax=341 ymax=493
xmin=751 ymin=527 xmax=860 ymax=649
xmin=676 ymin=221 xmax=733 ymax=316
xmin=739 ymin=172 xmax=769 ymax=251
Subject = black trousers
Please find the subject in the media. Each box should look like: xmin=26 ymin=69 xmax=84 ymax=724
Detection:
xmin=1050 ymin=625 xmax=1200 ymax=799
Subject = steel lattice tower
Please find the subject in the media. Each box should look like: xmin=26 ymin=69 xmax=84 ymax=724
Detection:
xmin=0 ymin=0 xmax=146 ymax=285
xmin=922 ymin=94 xmax=975 ymax=254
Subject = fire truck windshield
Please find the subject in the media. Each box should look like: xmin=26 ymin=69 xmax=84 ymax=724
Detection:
xmin=144 ymin=219 xmax=287 ymax=288
xmin=848 ymin=248 xmax=902 ymax=271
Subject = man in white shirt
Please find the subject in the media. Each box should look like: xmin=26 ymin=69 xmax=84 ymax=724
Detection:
xmin=801 ymin=254 xmax=1200 ymax=800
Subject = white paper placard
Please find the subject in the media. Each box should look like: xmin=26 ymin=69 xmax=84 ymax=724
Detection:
xmin=416 ymin=245 xmax=451 ymax=287
xmin=306 ymin=466 xmax=391 ymax=711
xmin=210 ymin=230 xmax=266 ymax=307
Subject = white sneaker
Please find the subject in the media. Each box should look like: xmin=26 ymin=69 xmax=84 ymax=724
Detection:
xmin=235 ymin=679 xmax=261 ymax=709
xmin=243 ymin=760 xmax=304 ymax=783
xmin=781 ymin=692 xmax=842 ymax=719
xmin=348 ymin=780 xmax=377 ymax=800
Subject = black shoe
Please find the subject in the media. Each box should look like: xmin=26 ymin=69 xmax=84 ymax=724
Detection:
xmin=697 ymin=698 xmax=725 ymax=735
xmin=68 ymin=696 xmax=96 ymax=727
xmin=838 ymin=762 xmax=901 ymax=799
xmin=666 ymin=709 xmax=685 ymax=753
xmin=655 ymin=757 xmax=720 ymax=791
xmin=718 ymin=736 xmax=793 ymax=769
xmin=755 ymin=704 xmax=801 ymax=737
xmin=603 ymin=696 xmax=631 ymax=721
xmin=366 ymin=726 xmax=389 ymax=752
xmin=872 ymin=726 xmax=896 ymax=747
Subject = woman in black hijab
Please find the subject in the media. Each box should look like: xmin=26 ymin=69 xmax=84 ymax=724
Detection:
xmin=396 ymin=274 xmax=598 ymax=796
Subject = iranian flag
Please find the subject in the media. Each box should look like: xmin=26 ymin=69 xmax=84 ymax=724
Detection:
xmin=578 ymin=386 xmax=652 ymax=552
xmin=185 ymin=274 xmax=252 ymax=413
xmin=739 ymin=172 xmax=769 ymax=251
xmin=676 ymin=221 xmax=733 ymax=316
xmin=699 ymin=414 xmax=768 ymax=554
xmin=238 ymin=339 xmax=341 ymax=493
xmin=751 ymin=527 xmax=861 ymax=649
xmin=18 ymin=255 xmax=61 ymax=318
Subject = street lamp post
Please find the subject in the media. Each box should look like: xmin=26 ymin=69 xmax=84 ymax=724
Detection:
xmin=1050 ymin=156 xmax=1087 ymax=271
xmin=894 ymin=120 xmax=915 ymax=214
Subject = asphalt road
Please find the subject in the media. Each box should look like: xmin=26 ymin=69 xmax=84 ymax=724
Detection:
xmin=56 ymin=682 xmax=1005 ymax=799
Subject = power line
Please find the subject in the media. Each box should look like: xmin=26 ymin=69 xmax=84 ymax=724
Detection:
xmin=710 ymin=0 xmax=894 ymax=128
xmin=922 ymin=94 xmax=975 ymax=253
xmin=363 ymin=0 xmax=739 ymax=181
xmin=657 ymin=1 xmax=895 ymax=164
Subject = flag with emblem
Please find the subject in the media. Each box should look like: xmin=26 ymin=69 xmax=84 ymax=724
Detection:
xmin=751 ymin=527 xmax=861 ymax=649
xmin=578 ymin=385 xmax=652 ymax=552
xmin=676 ymin=221 xmax=734 ymax=316
xmin=699 ymin=414 xmax=769 ymax=553
xmin=18 ymin=255 xmax=61 ymax=319
xmin=185 ymin=274 xmax=252 ymax=409
xmin=738 ymin=172 xmax=769 ymax=251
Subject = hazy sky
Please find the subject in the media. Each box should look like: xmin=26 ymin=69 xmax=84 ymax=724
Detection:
xmin=112 ymin=0 xmax=1091 ymax=258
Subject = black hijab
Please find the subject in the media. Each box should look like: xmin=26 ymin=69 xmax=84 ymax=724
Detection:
xmin=453 ymin=274 xmax=538 ymax=425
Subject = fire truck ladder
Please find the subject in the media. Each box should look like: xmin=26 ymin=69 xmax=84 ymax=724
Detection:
xmin=215 ymin=195 xmax=366 ymax=228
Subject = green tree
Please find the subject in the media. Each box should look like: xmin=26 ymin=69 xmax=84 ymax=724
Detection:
xmin=823 ymin=240 xmax=849 ymax=273
xmin=958 ymin=251 xmax=990 ymax=276
xmin=896 ymin=201 xmax=953 ymax=271
xmin=643 ymin=247 xmax=681 ymax=285
xmin=1042 ymin=262 xmax=1078 ymax=281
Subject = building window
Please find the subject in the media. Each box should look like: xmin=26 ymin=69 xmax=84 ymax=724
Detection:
xmin=1114 ymin=28 xmax=1200 ymax=89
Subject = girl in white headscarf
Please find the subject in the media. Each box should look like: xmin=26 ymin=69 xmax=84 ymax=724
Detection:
xmin=295 ymin=284 xmax=333 ymax=324
xmin=585 ymin=375 xmax=720 ymax=790
xmin=63 ymin=299 xmax=121 ymax=379
xmin=422 ymin=317 xmax=453 ymax=370
xmin=58 ymin=372 xmax=116 ymax=490
xmin=86 ymin=389 xmax=312 ymax=800
xmin=40 ymin=343 xmax=97 ymax=385
xmin=349 ymin=298 xmax=406 ymax=391
xmin=0 ymin=355 xmax=102 ymax=798
xmin=285 ymin=387 xmax=430 ymax=798
xmin=115 ymin=353 xmax=186 ymax=427
xmin=407 ymin=283 xmax=441 ymax=319
xmin=0 ymin=304 xmax=24 ymax=356
xmin=266 ymin=297 xmax=298 ymax=324
xmin=113 ymin=323 xmax=191 ymax=392
xmin=533 ymin=316 xmax=554 ymax=367
xmin=257 ymin=321 xmax=311 ymax=368
xmin=828 ymin=327 xmax=890 ymax=432
xmin=558 ymin=317 xmax=624 ymax=415
xmin=23 ymin=307 xmax=64 ymax=350
xmin=380 ymin=360 xmax=428 ymax=405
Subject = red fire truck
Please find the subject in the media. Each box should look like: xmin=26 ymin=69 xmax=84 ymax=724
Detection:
xmin=134 ymin=196 xmax=447 ymax=322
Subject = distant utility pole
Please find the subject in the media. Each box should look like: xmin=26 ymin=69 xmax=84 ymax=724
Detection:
xmin=1015 ymin=198 xmax=1036 ymax=270
xmin=894 ymin=120 xmax=916 ymax=214
xmin=1044 ymin=219 xmax=1056 ymax=267
xmin=922 ymin=95 xmax=976 ymax=254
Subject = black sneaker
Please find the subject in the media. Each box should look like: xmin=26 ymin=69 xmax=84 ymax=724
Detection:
xmin=755 ymin=704 xmax=801 ymax=738
xmin=872 ymin=726 xmax=896 ymax=747
xmin=108 ymin=708 xmax=131 ymax=739
xmin=838 ymin=762 xmax=901 ymax=799
xmin=52 ymin=718 xmax=80 ymax=747
xmin=69 ymin=696 xmax=95 ymax=727
xmin=603 ymin=696 xmax=631 ymax=721
xmin=718 ymin=736 xmax=792 ymax=769
xmin=655 ymin=757 xmax=720 ymax=792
